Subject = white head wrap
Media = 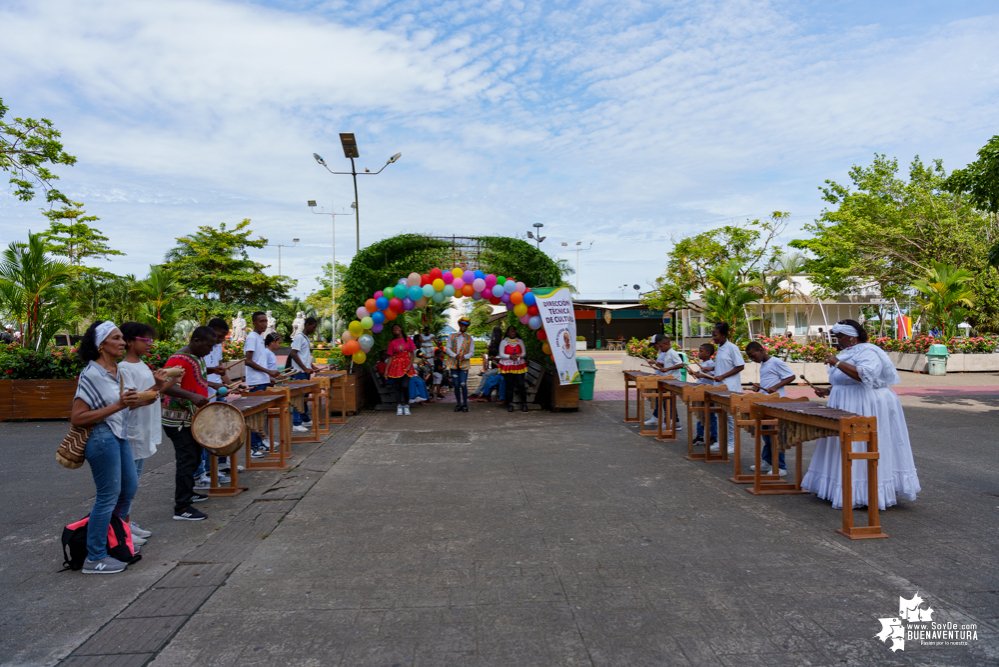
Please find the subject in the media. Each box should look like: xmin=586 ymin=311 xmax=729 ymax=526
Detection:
xmin=95 ymin=321 xmax=118 ymax=347
xmin=830 ymin=323 xmax=859 ymax=338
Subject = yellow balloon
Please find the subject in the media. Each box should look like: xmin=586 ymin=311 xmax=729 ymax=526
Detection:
xmin=352 ymin=351 xmax=367 ymax=364
xmin=452 ymin=267 xmax=463 ymax=278
xmin=542 ymin=342 xmax=552 ymax=355
xmin=348 ymin=320 xmax=363 ymax=336
xmin=513 ymin=303 xmax=528 ymax=317
xmin=432 ymin=278 xmax=445 ymax=291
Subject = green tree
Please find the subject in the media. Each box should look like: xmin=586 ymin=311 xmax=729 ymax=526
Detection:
xmin=947 ymin=135 xmax=999 ymax=219
xmin=0 ymin=232 xmax=72 ymax=350
xmin=751 ymin=252 xmax=808 ymax=336
xmin=0 ymin=97 xmax=77 ymax=203
xmin=700 ymin=260 xmax=759 ymax=340
xmin=41 ymin=201 xmax=124 ymax=272
xmin=163 ymin=219 xmax=294 ymax=304
xmin=911 ymin=262 xmax=975 ymax=339
xmin=136 ymin=265 xmax=188 ymax=339
xmin=466 ymin=299 xmax=497 ymax=337
xmin=643 ymin=213 xmax=788 ymax=313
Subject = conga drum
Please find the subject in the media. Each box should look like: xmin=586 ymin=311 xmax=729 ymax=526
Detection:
xmin=190 ymin=402 xmax=246 ymax=456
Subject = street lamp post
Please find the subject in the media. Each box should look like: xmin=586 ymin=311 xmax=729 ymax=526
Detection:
xmin=265 ymin=238 xmax=299 ymax=277
xmin=313 ymin=133 xmax=401 ymax=254
xmin=560 ymin=240 xmax=593 ymax=290
xmin=526 ymin=222 xmax=546 ymax=250
xmin=308 ymin=201 xmax=352 ymax=332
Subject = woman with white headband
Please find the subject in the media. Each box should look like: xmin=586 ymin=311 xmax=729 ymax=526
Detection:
xmin=70 ymin=320 xmax=170 ymax=574
xmin=801 ymin=319 xmax=920 ymax=509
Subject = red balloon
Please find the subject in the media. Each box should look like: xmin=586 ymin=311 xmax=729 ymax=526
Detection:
xmin=421 ymin=274 xmax=431 ymax=286
xmin=537 ymin=329 xmax=548 ymax=341
xmin=389 ymin=297 xmax=404 ymax=312
xmin=489 ymin=297 xmax=501 ymax=305
xmin=527 ymin=305 xmax=539 ymax=315
xmin=429 ymin=267 xmax=443 ymax=280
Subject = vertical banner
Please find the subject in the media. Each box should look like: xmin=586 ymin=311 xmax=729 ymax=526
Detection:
xmin=533 ymin=287 xmax=579 ymax=385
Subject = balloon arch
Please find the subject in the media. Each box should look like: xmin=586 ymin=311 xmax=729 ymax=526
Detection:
xmin=339 ymin=266 xmax=550 ymax=363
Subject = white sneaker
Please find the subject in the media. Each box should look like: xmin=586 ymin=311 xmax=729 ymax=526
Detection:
xmin=778 ymin=468 xmax=788 ymax=477
xmin=195 ymin=476 xmax=210 ymax=489
xmin=643 ymin=416 xmax=658 ymax=426
xmin=403 ymin=405 xmax=411 ymax=416
xmin=292 ymin=425 xmax=309 ymax=433
xmin=251 ymin=448 xmax=267 ymax=458
xmin=132 ymin=535 xmax=147 ymax=546
xmin=675 ymin=424 xmax=682 ymax=431
xmin=750 ymin=463 xmax=773 ymax=473
xmin=129 ymin=522 xmax=152 ymax=539
xmin=301 ymin=420 xmax=313 ymax=427
xmin=709 ymin=442 xmax=720 ymax=453
xmin=728 ymin=445 xmax=735 ymax=455
xmin=397 ymin=405 xmax=404 ymax=415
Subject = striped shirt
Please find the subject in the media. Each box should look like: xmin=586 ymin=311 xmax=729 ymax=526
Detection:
xmin=74 ymin=361 xmax=127 ymax=439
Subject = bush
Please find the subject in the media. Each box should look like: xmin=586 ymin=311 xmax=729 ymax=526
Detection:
xmin=1 ymin=345 xmax=85 ymax=380
xmin=871 ymin=334 xmax=999 ymax=354
xmin=576 ymin=335 xmax=586 ymax=341
xmin=626 ymin=337 xmax=656 ymax=359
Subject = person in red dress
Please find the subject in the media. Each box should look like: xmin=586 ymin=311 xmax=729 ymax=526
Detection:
xmin=499 ymin=325 xmax=529 ymax=412
xmin=385 ymin=323 xmax=416 ymax=416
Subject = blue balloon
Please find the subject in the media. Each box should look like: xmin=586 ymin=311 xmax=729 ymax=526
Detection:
xmin=474 ymin=270 xmax=485 ymax=280
xmin=371 ymin=310 xmax=385 ymax=325
xmin=523 ymin=292 xmax=536 ymax=306
xmin=491 ymin=284 xmax=505 ymax=298
xmin=393 ymin=284 xmax=408 ymax=299
xmin=422 ymin=284 xmax=435 ymax=298
xmin=432 ymin=291 xmax=445 ymax=303
xmin=443 ymin=284 xmax=456 ymax=297
xmin=504 ymin=280 xmax=517 ymax=294
xmin=408 ymin=285 xmax=423 ymax=301
xmin=528 ymin=315 xmax=542 ymax=329
xmin=398 ymin=278 xmax=408 ymax=285
xmin=376 ymin=296 xmax=389 ymax=310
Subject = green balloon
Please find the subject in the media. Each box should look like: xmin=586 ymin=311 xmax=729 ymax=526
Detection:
xmin=496 ymin=276 xmax=506 ymax=284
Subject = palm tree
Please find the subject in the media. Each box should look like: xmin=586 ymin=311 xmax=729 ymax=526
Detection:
xmin=136 ymin=265 xmax=187 ymax=340
xmin=752 ymin=252 xmax=809 ymax=336
xmin=701 ymin=260 xmax=759 ymax=340
xmin=912 ymin=262 xmax=975 ymax=339
xmin=0 ymin=232 xmax=73 ymax=350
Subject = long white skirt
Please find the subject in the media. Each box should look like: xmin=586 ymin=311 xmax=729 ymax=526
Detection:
xmin=801 ymin=385 xmax=921 ymax=509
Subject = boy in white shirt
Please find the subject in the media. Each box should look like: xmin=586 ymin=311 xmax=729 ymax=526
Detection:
xmin=691 ymin=343 xmax=718 ymax=447
xmin=288 ymin=317 xmax=322 ymax=432
xmin=746 ymin=341 xmax=796 ymax=475
xmin=645 ymin=335 xmax=684 ymax=429
xmin=243 ymin=312 xmax=281 ymax=454
xmin=702 ymin=322 xmax=744 ymax=454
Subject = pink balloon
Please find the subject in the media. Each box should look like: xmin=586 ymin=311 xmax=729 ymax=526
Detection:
xmin=355 ymin=306 xmax=369 ymax=319
xmin=519 ymin=314 xmax=531 ymax=324
xmin=516 ymin=282 xmax=526 ymax=293
xmin=374 ymin=290 xmax=383 ymax=299
xmin=484 ymin=274 xmax=496 ymax=288
xmin=443 ymin=271 xmax=454 ymax=284
xmin=472 ymin=278 xmax=486 ymax=292
xmin=452 ymin=277 xmax=464 ymax=290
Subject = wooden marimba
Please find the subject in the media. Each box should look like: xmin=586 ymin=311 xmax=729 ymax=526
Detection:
xmin=635 ymin=375 xmax=676 ymax=439
xmin=286 ymin=380 xmax=322 ymax=443
xmin=656 ymin=378 xmax=710 ymax=446
xmin=206 ymin=395 xmax=280 ymax=497
xmin=315 ymin=370 xmax=349 ymax=425
xmin=749 ymin=400 xmax=887 ymax=540
xmin=622 ymin=370 xmax=652 ymax=423
xmin=243 ymin=387 xmax=292 ymax=471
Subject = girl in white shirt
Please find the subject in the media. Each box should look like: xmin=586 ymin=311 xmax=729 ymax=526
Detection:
xmin=264 ymin=333 xmax=282 ymax=379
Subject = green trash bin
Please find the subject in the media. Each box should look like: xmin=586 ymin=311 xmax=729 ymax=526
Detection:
xmin=595 ymin=339 xmax=602 ymax=350
xmin=926 ymin=343 xmax=949 ymax=376
xmin=577 ymin=356 xmax=597 ymax=400
xmin=679 ymin=352 xmax=688 ymax=382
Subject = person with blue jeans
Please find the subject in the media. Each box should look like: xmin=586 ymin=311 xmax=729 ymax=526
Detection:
xmin=472 ymin=364 xmax=506 ymax=402
xmin=746 ymin=341 xmax=796 ymax=475
xmin=691 ymin=343 xmax=718 ymax=446
xmin=287 ymin=316 xmax=322 ymax=430
xmin=243 ymin=311 xmax=281 ymax=452
xmin=71 ymin=320 xmax=168 ymax=574
xmin=645 ymin=335 xmax=684 ymax=429
xmin=446 ymin=317 xmax=476 ymax=412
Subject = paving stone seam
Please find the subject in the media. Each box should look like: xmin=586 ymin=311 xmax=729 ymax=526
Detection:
xmin=60 ymin=412 xmax=376 ymax=665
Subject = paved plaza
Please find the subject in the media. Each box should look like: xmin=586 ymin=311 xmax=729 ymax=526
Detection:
xmin=1 ymin=361 xmax=997 ymax=666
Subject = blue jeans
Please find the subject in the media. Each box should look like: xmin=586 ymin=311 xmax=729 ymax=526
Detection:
xmin=476 ymin=373 xmax=505 ymax=400
xmin=85 ymin=424 xmax=138 ymax=561
xmin=291 ymin=372 xmax=311 ymax=425
xmin=248 ymin=383 xmax=271 ymax=448
xmin=453 ymin=369 xmax=469 ymax=404
xmin=410 ymin=376 xmax=430 ymax=402
xmin=762 ymin=435 xmax=786 ymax=469
xmin=697 ymin=414 xmax=718 ymax=441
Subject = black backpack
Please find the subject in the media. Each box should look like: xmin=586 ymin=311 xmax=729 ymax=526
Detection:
xmin=61 ymin=514 xmax=142 ymax=571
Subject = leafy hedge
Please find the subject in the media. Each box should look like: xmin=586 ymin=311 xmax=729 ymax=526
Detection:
xmin=872 ymin=334 xmax=999 ymax=354
xmin=1 ymin=342 xmax=183 ymax=380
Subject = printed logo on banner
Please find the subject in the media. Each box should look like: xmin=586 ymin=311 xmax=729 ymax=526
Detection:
xmin=874 ymin=592 xmax=978 ymax=652
xmin=533 ymin=287 xmax=580 ymax=385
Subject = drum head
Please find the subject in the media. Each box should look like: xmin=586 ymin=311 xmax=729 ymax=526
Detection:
xmin=191 ymin=402 xmax=246 ymax=457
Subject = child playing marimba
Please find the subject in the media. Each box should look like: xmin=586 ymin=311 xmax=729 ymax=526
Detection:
xmin=745 ymin=341 xmax=796 ymax=476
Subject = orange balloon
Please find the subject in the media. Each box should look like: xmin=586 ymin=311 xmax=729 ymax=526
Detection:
xmin=365 ymin=298 xmax=377 ymax=313
xmin=461 ymin=284 xmax=474 ymax=297
xmin=384 ymin=309 xmax=398 ymax=321
xmin=341 ymin=340 xmax=360 ymax=355
xmin=510 ymin=291 xmax=523 ymax=305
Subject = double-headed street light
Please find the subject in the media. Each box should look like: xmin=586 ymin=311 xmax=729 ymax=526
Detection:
xmin=560 ymin=240 xmax=593 ymax=290
xmin=313 ymin=133 xmax=401 ymax=253
xmin=526 ymin=222 xmax=546 ymax=250
xmin=266 ymin=238 xmax=299 ymax=277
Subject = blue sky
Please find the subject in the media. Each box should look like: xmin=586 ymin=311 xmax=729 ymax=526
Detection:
xmin=1 ymin=0 xmax=997 ymax=300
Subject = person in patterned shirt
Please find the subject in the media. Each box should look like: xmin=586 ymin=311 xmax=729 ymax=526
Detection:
xmin=446 ymin=318 xmax=476 ymax=412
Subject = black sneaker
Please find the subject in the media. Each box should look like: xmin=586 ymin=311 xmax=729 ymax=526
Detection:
xmin=507 ymin=405 xmax=515 ymax=412
xmin=174 ymin=506 xmax=207 ymax=521
xmin=191 ymin=493 xmax=208 ymax=503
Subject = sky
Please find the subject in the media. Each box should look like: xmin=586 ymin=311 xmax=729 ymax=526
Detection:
xmin=1 ymin=0 xmax=997 ymax=302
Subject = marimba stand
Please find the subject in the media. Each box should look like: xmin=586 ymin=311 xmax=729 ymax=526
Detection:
xmin=656 ymin=378 xmax=708 ymax=444
xmin=737 ymin=396 xmax=809 ymax=489
xmin=725 ymin=393 xmax=808 ymax=483
xmin=310 ymin=375 xmax=331 ymax=436
xmin=207 ymin=395 xmax=278 ymax=497
xmin=697 ymin=387 xmax=737 ymax=463
xmin=636 ymin=375 xmax=675 ymax=439
xmin=317 ymin=370 xmax=349 ymax=425
xmin=286 ymin=380 xmax=322 ymax=444
xmin=244 ymin=387 xmax=291 ymax=471
xmin=749 ymin=401 xmax=888 ymax=540
xmin=622 ymin=370 xmax=651 ymax=423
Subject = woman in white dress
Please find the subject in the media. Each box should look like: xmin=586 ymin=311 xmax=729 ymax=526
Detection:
xmin=801 ymin=320 xmax=921 ymax=509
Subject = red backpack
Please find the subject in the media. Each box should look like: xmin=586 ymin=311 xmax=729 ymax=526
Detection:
xmin=61 ymin=515 xmax=142 ymax=571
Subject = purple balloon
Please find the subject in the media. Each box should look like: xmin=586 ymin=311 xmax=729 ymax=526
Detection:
xmin=500 ymin=292 xmax=511 ymax=304
xmin=371 ymin=323 xmax=383 ymax=333
xmin=471 ymin=291 xmax=482 ymax=301
xmin=519 ymin=314 xmax=531 ymax=324
xmin=402 ymin=297 xmax=415 ymax=311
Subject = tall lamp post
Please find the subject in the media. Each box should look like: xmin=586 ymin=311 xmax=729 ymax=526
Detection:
xmin=526 ymin=222 xmax=546 ymax=250
xmin=308 ymin=201 xmax=352 ymax=334
xmin=265 ymin=238 xmax=299 ymax=277
xmin=313 ymin=133 xmax=401 ymax=253
xmin=560 ymin=240 xmax=592 ymax=290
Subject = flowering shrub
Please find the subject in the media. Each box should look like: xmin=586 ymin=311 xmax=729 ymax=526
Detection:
xmin=626 ymin=337 xmax=656 ymax=359
xmin=751 ymin=336 xmax=837 ymax=363
xmin=1 ymin=345 xmax=85 ymax=380
xmin=221 ymin=340 xmax=244 ymax=362
xmin=871 ymin=335 xmax=999 ymax=354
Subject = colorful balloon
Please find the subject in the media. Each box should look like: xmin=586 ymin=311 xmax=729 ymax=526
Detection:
xmin=523 ymin=292 xmax=537 ymax=306
xmin=461 ymin=284 xmax=474 ymax=297
xmin=360 ymin=316 xmax=373 ymax=330
xmin=432 ymin=291 xmax=445 ymax=303
xmin=528 ymin=305 xmax=539 ymax=316
xmin=496 ymin=275 xmax=505 ymax=285
xmin=348 ymin=320 xmax=363 ymax=336
xmin=430 ymin=267 xmax=443 ymax=280
xmin=474 ymin=270 xmax=485 ymax=280
xmin=376 ymin=296 xmax=389 ymax=310
xmin=408 ymin=272 xmax=421 ymax=286
xmin=365 ymin=298 xmax=377 ymax=313
xmin=398 ymin=278 xmax=408 ymax=285
xmin=371 ymin=310 xmax=385 ymax=325
xmin=352 ymin=351 xmax=367 ymax=364
xmin=342 ymin=340 xmax=360 ymax=355
xmin=421 ymin=274 xmax=431 ymax=286
xmin=402 ymin=298 xmax=415 ymax=311
xmin=371 ymin=323 xmax=384 ymax=333
xmin=373 ymin=291 xmax=383 ymax=299
xmin=432 ymin=278 xmax=445 ymax=291
xmin=385 ymin=284 xmax=397 ymax=297
xmin=510 ymin=291 xmax=523 ymax=305
xmin=536 ymin=329 xmax=547 ymax=341
xmin=500 ymin=292 xmax=511 ymax=304
xmin=490 ymin=296 xmax=501 ymax=305
xmin=443 ymin=271 xmax=454 ymax=284
xmin=528 ymin=315 xmax=542 ymax=329
xmin=416 ymin=297 xmax=428 ymax=308
xmin=389 ymin=297 xmax=403 ymax=312
xmin=443 ymin=284 xmax=456 ymax=297
xmin=472 ymin=278 xmax=486 ymax=292
xmin=503 ymin=280 xmax=517 ymax=294
xmin=391 ymin=284 xmax=406 ymax=299
xmin=542 ymin=342 xmax=552 ymax=355
xmin=341 ymin=330 xmax=355 ymax=342
xmin=421 ymin=284 xmax=433 ymax=298
xmin=358 ymin=334 xmax=374 ymax=351
xmin=516 ymin=281 xmax=526 ymax=293
xmin=408 ymin=286 xmax=423 ymax=301
xmin=452 ymin=277 xmax=465 ymax=290
xmin=355 ymin=306 xmax=368 ymax=319
xmin=513 ymin=303 xmax=528 ymax=317
xmin=485 ymin=274 xmax=496 ymax=288
xmin=519 ymin=314 xmax=531 ymax=324
xmin=491 ymin=284 xmax=504 ymax=298
xmin=384 ymin=309 xmax=397 ymax=321
xmin=451 ymin=267 xmax=463 ymax=278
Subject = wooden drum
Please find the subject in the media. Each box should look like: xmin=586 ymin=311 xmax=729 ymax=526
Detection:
xmin=191 ymin=402 xmax=246 ymax=456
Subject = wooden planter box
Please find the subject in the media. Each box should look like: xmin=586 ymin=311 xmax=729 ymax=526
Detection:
xmin=0 ymin=379 xmax=77 ymax=421
xmin=328 ymin=372 xmax=366 ymax=416
xmin=545 ymin=371 xmax=580 ymax=411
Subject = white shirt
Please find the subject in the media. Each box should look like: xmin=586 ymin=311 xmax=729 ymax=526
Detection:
xmin=655 ymin=348 xmax=682 ymax=376
xmin=290 ymin=332 xmax=312 ymax=373
xmin=74 ymin=361 xmax=128 ymax=440
xmin=244 ymin=331 xmax=270 ymax=386
xmin=712 ymin=340 xmax=744 ymax=392
xmin=695 ymin=359 xmax=715 ymax=385
xmin=759 ymin=356 xmax=795 ymax=397
xmin=204 ymin=343 xmax=223 ymax=399
xmin=117 ymin=360 xmax=161 ymax=459
xmin=263 ymin=348 xmax=279 ymax=372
